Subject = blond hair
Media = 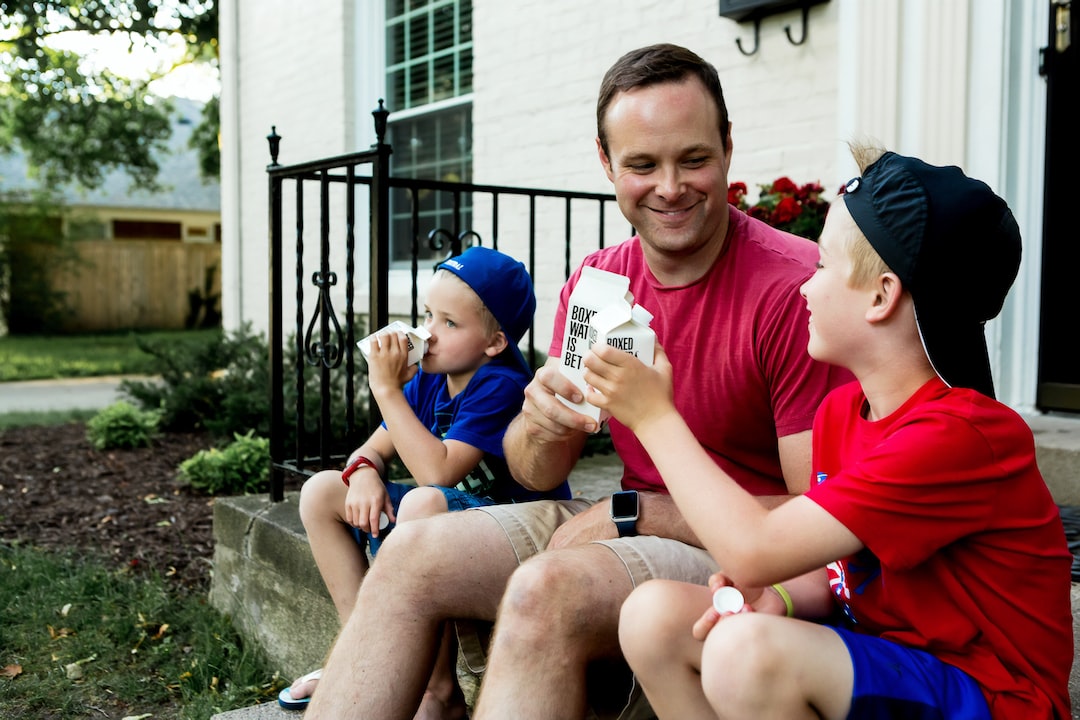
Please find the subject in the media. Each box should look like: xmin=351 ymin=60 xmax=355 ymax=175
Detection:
xmin=844 ymin=140 xmax=894 ymax=289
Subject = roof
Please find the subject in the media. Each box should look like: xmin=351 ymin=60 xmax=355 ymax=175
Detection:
xmin=0 ymin=96 xmax=221 ymax=213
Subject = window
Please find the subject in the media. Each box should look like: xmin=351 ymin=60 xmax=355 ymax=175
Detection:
xmin=112 ymin=220 xmax=182 ymax=241
xmin=385 ymin=0 xmax=472 ymax=264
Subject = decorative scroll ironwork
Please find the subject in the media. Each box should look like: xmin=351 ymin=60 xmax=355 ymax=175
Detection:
xmin=428 ymin=228 xmax=483 ymax=270
xmin=303 ymin=269 xmax=345 ymax=368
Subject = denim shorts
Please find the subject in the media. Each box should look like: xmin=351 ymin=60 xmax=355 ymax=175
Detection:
xmin=351 ymin=481 xmax=496 ymax=557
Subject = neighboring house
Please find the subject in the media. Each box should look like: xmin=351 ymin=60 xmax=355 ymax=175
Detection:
xmin=0 ymin=97 xmax=222 ymax=332
xmin=219 ymin=0 xmax=1075 ymax=417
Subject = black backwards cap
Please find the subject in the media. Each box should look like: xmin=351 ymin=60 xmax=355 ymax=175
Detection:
xmin=842 ymin=152 xmax=1021 ymax=399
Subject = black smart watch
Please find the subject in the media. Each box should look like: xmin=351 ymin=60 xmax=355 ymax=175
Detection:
xmin=610 ymin=490 xmax=639 ymax=537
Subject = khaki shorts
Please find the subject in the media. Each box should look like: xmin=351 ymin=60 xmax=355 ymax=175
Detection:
xmin=456 ymin=498 xmax=719 ymax=720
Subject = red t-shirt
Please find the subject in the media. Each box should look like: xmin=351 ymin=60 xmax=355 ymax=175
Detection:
xmin=808 ymin=378 xmax=1073 ymax=719
xmin=550 ymin=207 xmax=851 ymax=495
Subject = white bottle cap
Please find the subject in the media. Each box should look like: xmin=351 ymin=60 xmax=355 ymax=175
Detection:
xmin=712 ymin=586 xmax=745 ymax=614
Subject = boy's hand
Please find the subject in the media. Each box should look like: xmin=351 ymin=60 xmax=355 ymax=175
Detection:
xmin=366 ymin=330 xmax=418 ymax=398
xmin=582 ymin=343 xmax=675 ymax=433
xmin=521 ymin=358 xmax=601 ymax=438
xmin=691 ymin=573 xmax=783 ymax=640
xmin=344 ymin=473 xmax=391 ymax=536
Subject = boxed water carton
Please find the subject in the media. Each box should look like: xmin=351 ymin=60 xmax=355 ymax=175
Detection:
xmin=588 ymin=302 xmax=655 ymax=366
xmin=357 ymin=321 xmax=432 ymax=366
xmin=557 ymin=266 xmax=652 ymax=425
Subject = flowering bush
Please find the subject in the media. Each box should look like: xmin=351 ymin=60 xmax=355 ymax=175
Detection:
xmin=729 ymin=176 xmax=831 ymax=241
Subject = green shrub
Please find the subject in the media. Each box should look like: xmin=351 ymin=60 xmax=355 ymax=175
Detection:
xmin=85 ymin=401 xmax=161 ymax=450
xmin=178 ymin=430 xmax=270 ymax=495
xmin=121 ymin=322 xmax=365 ymax=457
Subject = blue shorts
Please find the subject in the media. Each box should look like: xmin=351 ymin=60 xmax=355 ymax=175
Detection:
xmin=832 ymin=626 xmax=990 ymax=720
xmin=350 ymin=481 xmax=495 ymax=557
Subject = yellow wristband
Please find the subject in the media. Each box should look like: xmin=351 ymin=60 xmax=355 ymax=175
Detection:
xmin=771 ymin=583 xmax=794 ymax=617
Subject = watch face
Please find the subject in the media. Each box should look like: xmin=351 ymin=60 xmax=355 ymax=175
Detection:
xmin=611 ymin=491 xmax=638 ymax=520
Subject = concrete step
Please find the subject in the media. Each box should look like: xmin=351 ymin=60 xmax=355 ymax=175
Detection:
xmin=210 ymin=414 xmax=1080 ymax=720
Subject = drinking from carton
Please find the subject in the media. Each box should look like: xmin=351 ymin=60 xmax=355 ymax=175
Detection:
xmin=358 ymin=320 xmax=432 ymax=366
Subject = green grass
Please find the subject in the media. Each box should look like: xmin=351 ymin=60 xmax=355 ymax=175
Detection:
xmin=0 ymin=329 xmax=221 ymax=382
xmin=0 ymin=543 xmax=286 ymax=720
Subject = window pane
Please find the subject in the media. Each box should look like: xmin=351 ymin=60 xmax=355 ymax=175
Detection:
xmin=386 ymin=0 xmax=472 ymax=263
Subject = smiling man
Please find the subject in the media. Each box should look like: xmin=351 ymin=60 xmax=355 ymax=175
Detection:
xmin=305 ymin=43 xmax=850 ymax=720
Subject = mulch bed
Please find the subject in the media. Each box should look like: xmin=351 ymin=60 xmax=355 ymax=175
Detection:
xmin=0 ymin=423 xmax=221 ymax=593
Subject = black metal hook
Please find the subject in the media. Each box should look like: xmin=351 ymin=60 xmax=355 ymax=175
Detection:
xmin=736 ymin=18 xmax=761 ymax=56
xmin=784 ymin=5 xmax=810 ymax=45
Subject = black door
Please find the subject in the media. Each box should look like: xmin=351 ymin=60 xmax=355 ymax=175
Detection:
xmin=1037 ymin=0 xmax=1079 ymax=413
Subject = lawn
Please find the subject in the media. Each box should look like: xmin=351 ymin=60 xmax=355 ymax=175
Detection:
xmin=0 ymin=329 xmax=221 ymax=382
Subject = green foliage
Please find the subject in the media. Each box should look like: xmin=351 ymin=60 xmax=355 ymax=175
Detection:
xmin=178 ymin=430 xmax=269 ymax=495
xmin=121 ymin=323 xmax=363 ymax=455
xmin=0 ymin=328 xmax=219 ymax=381
xmin=85 ymin=401 xmax=160 ymax=450
xmin=0 ymin=543 xmax=285 ymax=719
xmin=120 ymin=325 xmax=265 ymax=437
xmin=0 ymin=0 xmax=219 ymax=189
xmin=0 ymin=190 xmax=78 ymax=333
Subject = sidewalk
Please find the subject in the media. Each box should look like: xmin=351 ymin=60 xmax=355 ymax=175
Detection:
xmin=0 ymin=375 xmax=141 ymax=414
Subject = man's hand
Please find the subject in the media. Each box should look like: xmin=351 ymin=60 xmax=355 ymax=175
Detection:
xmin=546 ymin=501 xmax=618 ymax=549
xmin=366 ymin=330 xmax=418 ymax=399
xmin=521 ymin=358 xmax=600 ymax=440
xmin=582 ymin=343 xmax=676 ymax=435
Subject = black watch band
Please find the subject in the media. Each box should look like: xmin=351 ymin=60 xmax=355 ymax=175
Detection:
xmin=610 ymin=490 xmax=639 ymax=538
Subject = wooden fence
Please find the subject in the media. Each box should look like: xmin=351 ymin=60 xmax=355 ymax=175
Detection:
xmin=42 ymin=240 xmax=222 ymax=332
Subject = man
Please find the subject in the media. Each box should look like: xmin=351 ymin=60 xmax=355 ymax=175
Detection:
xmin=306 ymin=43 xmax=849 ymax=720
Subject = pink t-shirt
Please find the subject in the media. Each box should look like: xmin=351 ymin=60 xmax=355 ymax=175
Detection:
xmin=808 ymin=377 xmax=1073 ymax=718
xmin=550 ymin=207 xmax=850 ymax=495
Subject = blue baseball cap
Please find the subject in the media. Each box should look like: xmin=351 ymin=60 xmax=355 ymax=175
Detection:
xmin=437 ymin=246 xmax=537 ymax=374
xmin=842 ymin=151 xmax=1021 ymax=399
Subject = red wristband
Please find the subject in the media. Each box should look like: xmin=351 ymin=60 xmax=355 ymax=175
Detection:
xmin=341 ymin=455 xmax=378 ymax=486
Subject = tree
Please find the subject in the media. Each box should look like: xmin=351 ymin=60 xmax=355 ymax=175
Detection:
xmin=0 ymin=0 xmax=219 ymax=191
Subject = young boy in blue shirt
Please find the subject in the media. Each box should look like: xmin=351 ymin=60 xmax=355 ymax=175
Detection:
xmin=280 ymin=245 xmax=570 ymax=711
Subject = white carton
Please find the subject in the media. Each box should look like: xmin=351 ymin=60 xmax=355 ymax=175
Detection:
xmin=586 ymin=302 xmax=655 ymax=425
xmin=587 ymin=302 xmax=655 ymax=366
xmin=357 ymin=321 xmax=432 ymax=366
xmin=557 ymin=266 xmax=634 ymax=423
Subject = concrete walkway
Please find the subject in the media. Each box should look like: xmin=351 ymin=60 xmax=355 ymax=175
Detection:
xmin=0 ymin=375 xmax=141 ymax=413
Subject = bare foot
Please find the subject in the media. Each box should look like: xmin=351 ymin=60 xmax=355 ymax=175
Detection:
xmin=286 ymin=667 xmax=322 ymax=701
xmin=414 ymin=689 xmax=468 ymax=720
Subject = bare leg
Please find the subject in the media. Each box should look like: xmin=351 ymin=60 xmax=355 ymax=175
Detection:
xmin=306 ymin=509 xmax=520 ymax=720
xmin=396 ymin=488 xmax=466 ymax=720
xmin=699 ymin=604 xmax=853 ymax=719
xmin=619 ymin=579 xmax=718 ymax=719
xmin=298 ymin=469 xmax=371 ymax=622
xmin=473 ymin=544 xmax=633 ymax=720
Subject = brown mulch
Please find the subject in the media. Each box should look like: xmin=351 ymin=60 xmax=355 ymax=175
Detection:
xmin=0 ymin=423 xmax=224 ymax=594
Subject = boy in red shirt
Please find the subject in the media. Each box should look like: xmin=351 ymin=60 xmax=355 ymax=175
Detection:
xmin=589 ymin=143 xmax=1073 ymax=718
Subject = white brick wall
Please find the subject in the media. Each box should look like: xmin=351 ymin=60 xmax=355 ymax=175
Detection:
xmin=220 ymin=0 xmax=1044 ymax=408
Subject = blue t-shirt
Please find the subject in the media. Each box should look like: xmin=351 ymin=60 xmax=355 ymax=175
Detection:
xmin=395 ymin=361 xmax=571 ymax=503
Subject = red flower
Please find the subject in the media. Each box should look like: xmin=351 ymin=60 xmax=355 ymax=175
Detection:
xmin=771 ymin=176 xmax=799 ymax=195
xmin=729 ymin=175 xmax=836 ymax=241
xmin=728 ymin=182 xmax=748 ymax=207
xmin=771 ymin=196 xmax=803 ymax=225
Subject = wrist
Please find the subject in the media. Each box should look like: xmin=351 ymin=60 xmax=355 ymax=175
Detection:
xmin=767 ymin=583 xmax=794 ymax=617
xmin=341 ymin=455 xmax=381 ymax=487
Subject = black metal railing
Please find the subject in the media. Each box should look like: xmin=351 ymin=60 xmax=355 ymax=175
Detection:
xmin=267 ymin=102 xmax=622 ymax=501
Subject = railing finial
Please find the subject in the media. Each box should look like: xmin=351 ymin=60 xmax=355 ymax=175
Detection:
xmin=372 ymin=100 xmax=389 ymax=146
xmin=267 ymin=126 xmax=281 ymax=167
